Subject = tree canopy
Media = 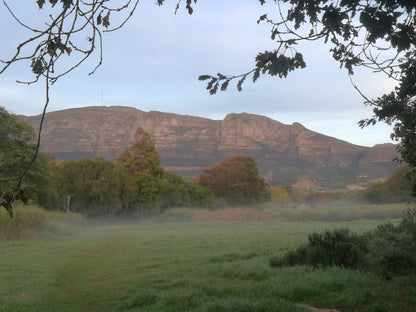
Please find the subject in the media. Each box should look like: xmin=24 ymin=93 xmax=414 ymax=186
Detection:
xmin=116 ymin=127 xmax=162 ymax=177
xmin=54 ymin=157 xmax=136 ymax=217
xmin=196 ymin=155 xmax=270 ymax=206
xmin=116 ymin=127 xmax=217 ymax=216
xmin=0 ymin=107 xmax=59 ymax=215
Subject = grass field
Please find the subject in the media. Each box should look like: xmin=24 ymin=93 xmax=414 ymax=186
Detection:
xmin=1 ymin=206 xmax=415 ymax=312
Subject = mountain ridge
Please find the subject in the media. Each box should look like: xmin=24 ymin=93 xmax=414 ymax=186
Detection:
xmin=21 ymin=106 xmax=398 ymax=188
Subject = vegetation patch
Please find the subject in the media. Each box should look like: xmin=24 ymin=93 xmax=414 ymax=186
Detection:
xmin=270 ymin=207 xmax=416 ymax=276
xmin=0 ymin=204 xmax=83 ymax=240
xmin=0 ymin=204 xmax=47 ymax=240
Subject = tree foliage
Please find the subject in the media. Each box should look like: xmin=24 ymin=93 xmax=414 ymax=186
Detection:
xmin=362 ymin=164 xmax=414 ymax=204
xmin=116 ymin=128 xmax=217 ymax=216
xmin=158 ymin=171 xmax=217 ymax=210
xmin=0 ymin=107 xmax=59 ymax=215
xmin=116 ymin=127 xmax=162 ymax=177
xmin=196 ymin=155 xmax=270 ymax=206
xmin=54 ymin=157 xmax=135 ymax=217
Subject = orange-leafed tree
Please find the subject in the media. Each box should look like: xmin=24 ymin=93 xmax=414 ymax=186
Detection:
xmin=196 ymin=155 xmax=270 ymax=206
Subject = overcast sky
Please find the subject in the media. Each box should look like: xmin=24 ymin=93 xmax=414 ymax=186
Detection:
xmin=0 ymin=1 xmax=398 ymax=147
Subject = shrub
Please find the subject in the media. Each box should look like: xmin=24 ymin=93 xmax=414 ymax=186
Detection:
xmin=365 ymin=208 xmax=416 ymax=275
xmin=270 ymin=228 xmax=368 ymax=269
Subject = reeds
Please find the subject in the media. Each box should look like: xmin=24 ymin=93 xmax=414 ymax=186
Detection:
xmin=0 ymin=203 xmax=83 ymax=240
xmin=0 ymin=203 xmax=47 ymax=240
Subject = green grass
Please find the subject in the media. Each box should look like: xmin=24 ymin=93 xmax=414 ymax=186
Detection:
xmin=1 ymin=218 xmax=415 ymax=312
xmin=268 ymin=203 xmax=409 ymax=222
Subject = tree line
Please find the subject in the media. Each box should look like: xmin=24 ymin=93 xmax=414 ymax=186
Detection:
xmin=0 ymin=107 xmax=271 ymax=218
xmin=1 ymin=107 xmax=413 ymax=218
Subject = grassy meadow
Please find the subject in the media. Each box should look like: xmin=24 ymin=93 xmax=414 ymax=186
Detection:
xmin=0 ymin=203 xmax=415 ymax=312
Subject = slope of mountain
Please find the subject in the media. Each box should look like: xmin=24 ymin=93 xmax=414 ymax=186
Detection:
xmin=21 ymin=106 xmax=398 ymax=188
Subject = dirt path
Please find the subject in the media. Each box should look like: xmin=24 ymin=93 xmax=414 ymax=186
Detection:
xmin=54 ymin=231 xmax=136 ymax=311
xmin=296 ymin=303 xmax=341 ymax=312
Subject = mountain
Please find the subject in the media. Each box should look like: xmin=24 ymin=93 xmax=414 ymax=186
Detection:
xmin=21 ymin=106 xmax=399 ymax=188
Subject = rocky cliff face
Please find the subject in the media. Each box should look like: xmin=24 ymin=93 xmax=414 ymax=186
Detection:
xmin=21 ymin=106 xmax=398 ymax=188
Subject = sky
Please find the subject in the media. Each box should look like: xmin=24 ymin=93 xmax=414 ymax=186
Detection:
xmin=0 ymin=1 xmax=398 ymax=147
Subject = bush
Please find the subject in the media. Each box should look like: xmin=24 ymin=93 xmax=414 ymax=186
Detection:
xmin=270 ymin=228 xmax=368 ymax=269
xmin=271 ymin=206 xmax=416 ymax=276
xmin=365 ymin=208 xmax=416 ymax=275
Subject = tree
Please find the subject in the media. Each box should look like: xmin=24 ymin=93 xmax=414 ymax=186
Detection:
xmin=158 ymin=171 xmax=217 ymax=210
xmin=117 ymin=127 xmax=162 ymax=177
xmin=116 ymin=127 xmax=164 ymax=217
xmin=0 ymin=107 xmax=60 ymax=215
xmin=196 ymin=155 xmax=270 ymax=206
xmin=362 ymin=164 xmax=414 ymax=204
xmin=54 ymin=157 xmax=135 ymax=218
xmin=20 ymin=152 xmax=60 ymax=210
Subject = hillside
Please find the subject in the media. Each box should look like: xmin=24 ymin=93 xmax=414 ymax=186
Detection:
xmin=21 ymin=106 xmax=399 ymax=188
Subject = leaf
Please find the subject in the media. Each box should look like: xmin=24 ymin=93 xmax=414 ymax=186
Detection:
xmin=186 ymin=4 xmax=193 ymax=15
xmin=221 ymin=80 xmax=229 ymax=91
xmin=102 ymin=11 xmax=110 ymax=28
xmin=271 ymin=29 xmax=278 ymax=40
xmin=198 ymin=75 xmax=211 ymax=81
xmin=49 ymin=0 xmax=58 ymax=8
xmin=209 ymin=82 xmax=219 ymax=95
xmin=237 ymin=75 xmax=246 ymax=91
xmin=206 ymin=78 xmax=217 ymax=90
xmin=47 ymin=40 xmax=57 ymax=56
xmin=253 ymin=68 xmax=261 ymax=83
xmin=97 ymin=14 xmax=102 ymax=25
xmin=257 ymin=14 xmax=267 ymax=24
xmin=36 ymin=0 xmax=46 ymax=9
xmin=217 ymin=73 xmax=226 ymax=80
xmin=62 ymin=0 xmax=73 ymax=9
xmin=31 ymin=57 xmax=45 ymax=75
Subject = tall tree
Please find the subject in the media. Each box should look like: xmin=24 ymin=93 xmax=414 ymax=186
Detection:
xmin=196 ymin=155 xmax=270 ymax=206
xmin=116 ymin=127 xmax=164 ymax=217
xmin=117 ymin=127 xmax=162 ymax=177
